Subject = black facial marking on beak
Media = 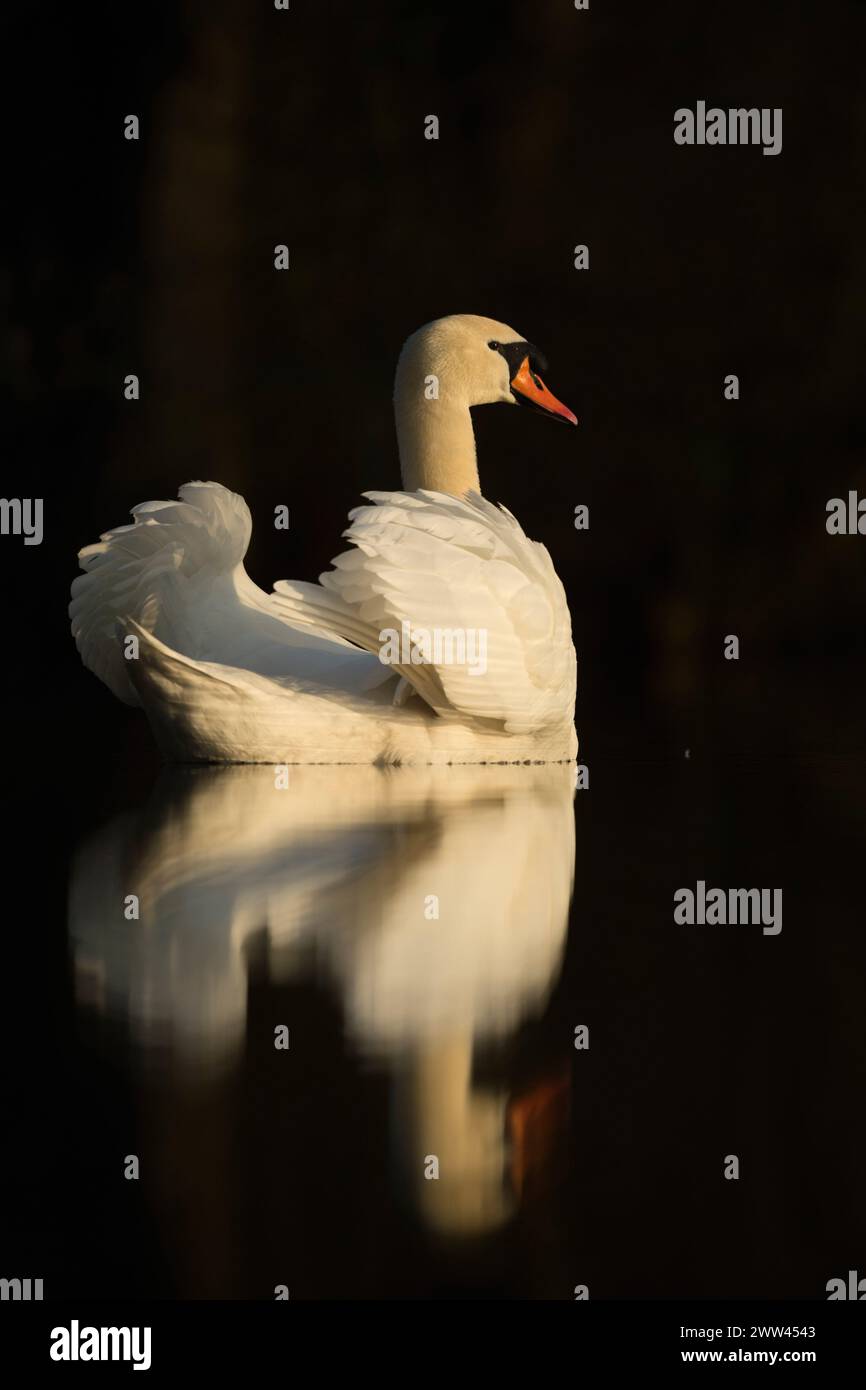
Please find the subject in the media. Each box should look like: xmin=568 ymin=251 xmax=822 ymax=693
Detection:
xmin=490 ymin=340 xmax=549 ymax=380
xmin=491 ymin=339 xmax=578 ymax=426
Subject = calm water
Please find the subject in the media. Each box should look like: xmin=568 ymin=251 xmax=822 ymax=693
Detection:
xmin=54 ymin=746 xmax=865 ymax=1300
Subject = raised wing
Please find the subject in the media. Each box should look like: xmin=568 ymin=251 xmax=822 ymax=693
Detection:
xmin=273 ymin=489 xmax=576 ymax=734
xmin=70 ymin=480 xmax=388 ymax=706
xmin=70 ymin=482 xmax=254 ymax=704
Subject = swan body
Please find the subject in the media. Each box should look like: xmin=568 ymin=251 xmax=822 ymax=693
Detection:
xmin=71 ymin=315 xmax=579 ymax=764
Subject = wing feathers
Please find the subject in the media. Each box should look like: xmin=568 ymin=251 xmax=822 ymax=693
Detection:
xmin=70 ymin=481 xmax=253 ymax=702
xmin=273 ymin=488 xmax=575 ymax=733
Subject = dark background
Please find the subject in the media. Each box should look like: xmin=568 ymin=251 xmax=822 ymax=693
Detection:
xmin=1 ymin=0 xmax=865 ymax=1300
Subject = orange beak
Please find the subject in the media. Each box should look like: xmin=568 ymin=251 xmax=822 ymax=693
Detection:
xmin=510 ymin=355 xmax=578 ymax=425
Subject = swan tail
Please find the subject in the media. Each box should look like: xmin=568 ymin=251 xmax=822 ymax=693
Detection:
xmin=70 ymin=481 xmax=252 ymax=704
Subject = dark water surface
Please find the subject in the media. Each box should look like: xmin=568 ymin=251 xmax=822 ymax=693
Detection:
xmin=29 ymin=710 xmax=863 ymax=1301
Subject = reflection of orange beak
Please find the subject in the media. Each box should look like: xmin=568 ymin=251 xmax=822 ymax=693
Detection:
xmin=510 ymin=356 xmax=578 ymax=425
xmin=507 ymin=1068 xmax=570 ymax=1200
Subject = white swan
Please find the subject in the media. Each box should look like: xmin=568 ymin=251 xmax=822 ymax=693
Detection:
xmin=70 ymin=314 xmax=579 ymax=764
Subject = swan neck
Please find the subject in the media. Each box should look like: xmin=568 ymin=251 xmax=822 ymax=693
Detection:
xmin=394 ymin=389 xmax=481 ymax=496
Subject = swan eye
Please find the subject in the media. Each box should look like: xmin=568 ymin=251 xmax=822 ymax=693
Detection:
xmin=488 ymin=340 xmax=500 ymax=351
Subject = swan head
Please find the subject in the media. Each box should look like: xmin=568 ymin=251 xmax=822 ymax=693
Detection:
xmin=395 ymin=313 xmax=577 ymax=425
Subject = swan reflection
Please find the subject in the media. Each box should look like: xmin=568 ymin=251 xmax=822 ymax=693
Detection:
xmin=70 ymin=764 xmax=575 ymax=1237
